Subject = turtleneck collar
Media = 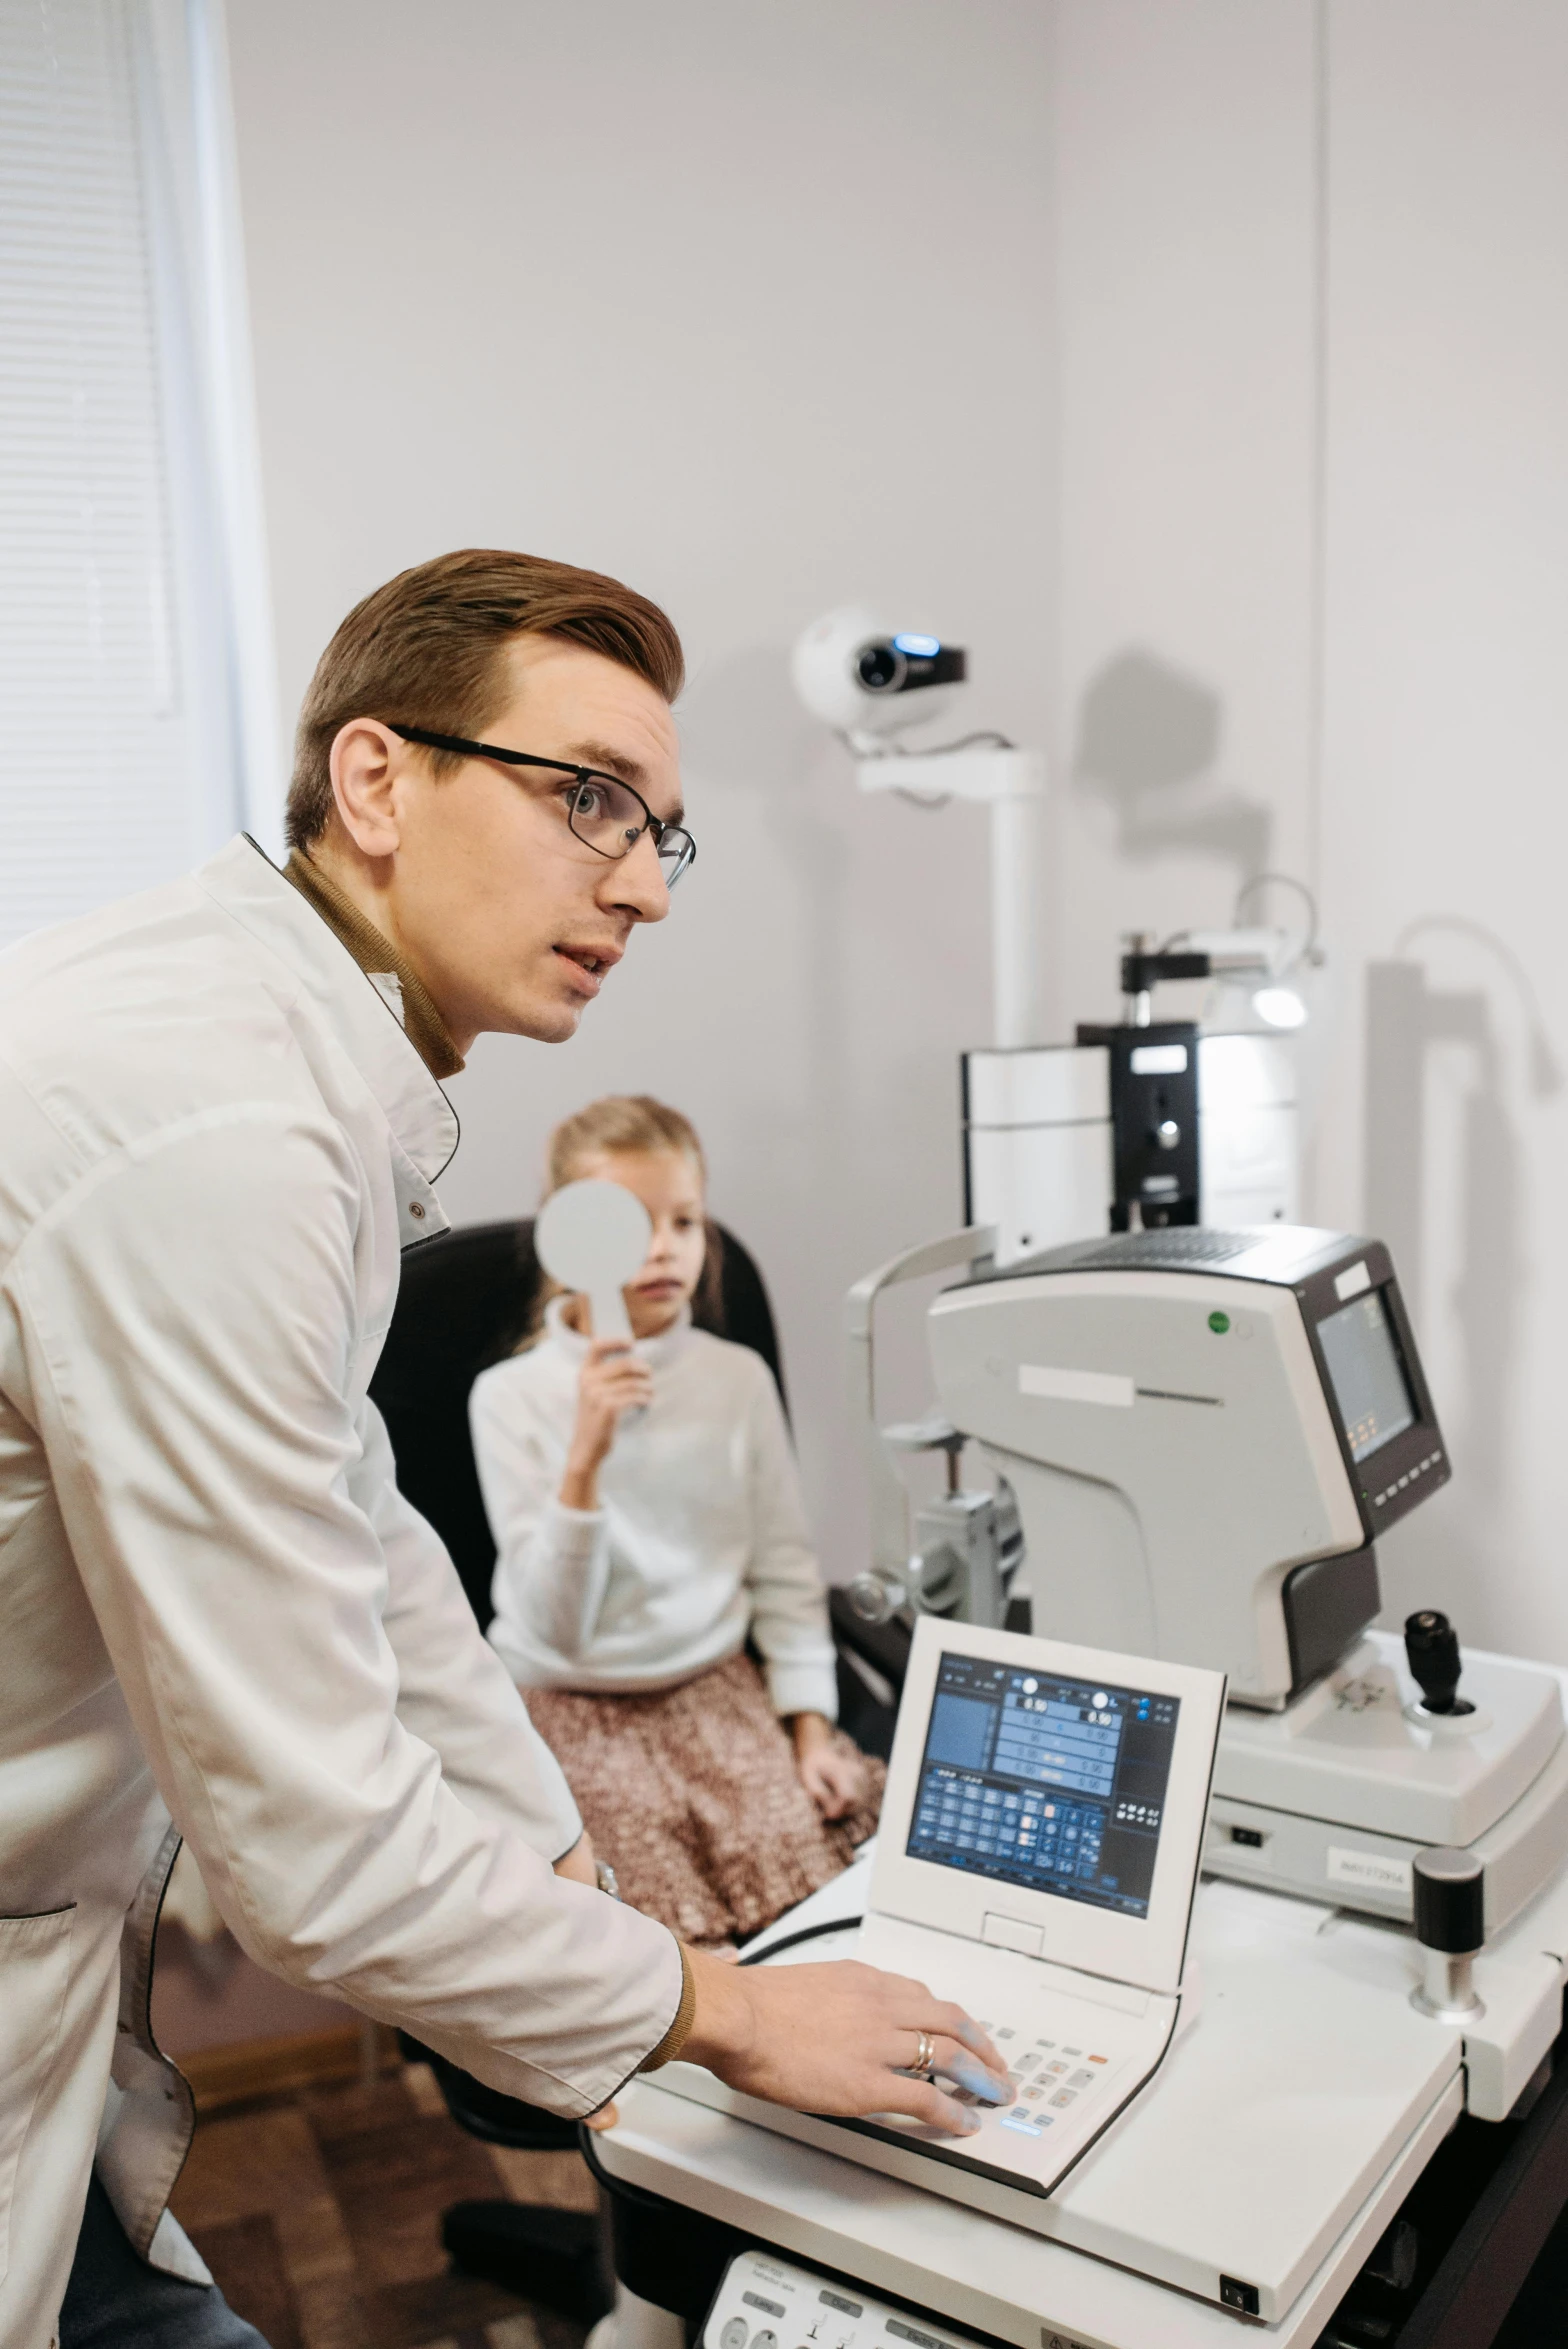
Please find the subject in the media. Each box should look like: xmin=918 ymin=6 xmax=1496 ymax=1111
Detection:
xmin=543 ymin=1291 xmax=692 ymax=1369
xmin=283 ymin=847 xmax=465 ymax=1080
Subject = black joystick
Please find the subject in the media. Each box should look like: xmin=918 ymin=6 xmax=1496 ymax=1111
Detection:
xmin=1404 ymin=1609 xmax=1471 ymax=1716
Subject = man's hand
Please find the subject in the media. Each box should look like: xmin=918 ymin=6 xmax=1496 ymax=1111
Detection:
xmin=679 ymin=1947 xmax=1008 ymax=2135
xmin=558 ymin=1336 xmax=654 ymax=1510
xmin=791 ymin=1712 xmax=865 ymax=1821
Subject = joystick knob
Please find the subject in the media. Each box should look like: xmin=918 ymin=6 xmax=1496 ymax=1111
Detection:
xmin=1410 ymin=1847 xmax=1485 ymax=2020
xmin=1404 ymin=1609 xmax=1465 ymax=1715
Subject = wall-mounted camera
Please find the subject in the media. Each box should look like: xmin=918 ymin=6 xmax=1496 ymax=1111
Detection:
xmin=791 ymin=605 xmax=969 ymax=745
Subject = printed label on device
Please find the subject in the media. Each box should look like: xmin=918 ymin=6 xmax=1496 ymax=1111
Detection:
xmin=1327 ymin=1845 xmax=1412 ymax=1895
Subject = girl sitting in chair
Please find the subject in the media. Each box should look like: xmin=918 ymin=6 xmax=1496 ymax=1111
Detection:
xmin=471 ymin=1094 xmax=883 ymax=1949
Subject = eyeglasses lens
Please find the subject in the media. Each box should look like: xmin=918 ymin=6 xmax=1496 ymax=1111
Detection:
xmin=567 ymin=775 xmax=694 ymax=887
xmin=565 ymin=776 xmax=639 ymax=856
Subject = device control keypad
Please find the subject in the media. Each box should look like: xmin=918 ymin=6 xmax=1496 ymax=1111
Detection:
xmin=986 ymin=2028 xmax=1114 ymax=2140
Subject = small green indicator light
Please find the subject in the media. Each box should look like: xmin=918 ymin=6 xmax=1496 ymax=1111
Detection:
xmin=1208 ymin=1311 xmax=1231 ymax=1334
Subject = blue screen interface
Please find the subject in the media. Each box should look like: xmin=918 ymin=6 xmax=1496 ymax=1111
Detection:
xmin=906 ymin=1656 xmax=1180 ymax=1918
xmin=1317 ymin=1287 xmax=1417 ymax=1465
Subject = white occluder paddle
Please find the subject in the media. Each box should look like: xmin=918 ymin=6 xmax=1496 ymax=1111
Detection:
xmin=533 ymin=1178 xmax=652 ymax=1344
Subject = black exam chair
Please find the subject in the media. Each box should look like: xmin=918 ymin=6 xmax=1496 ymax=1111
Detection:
xmin=369 ymin=1213 xmax=892 ymax=1748
xmin=370 ymin=1216 xmax=787 ymax=1632
xmin=367 ymin=1215 xmax=890 ymax=2314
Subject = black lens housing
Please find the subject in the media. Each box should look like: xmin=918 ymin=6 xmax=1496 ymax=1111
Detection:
xmin=854 ymin=638 xmax=968 ymax=696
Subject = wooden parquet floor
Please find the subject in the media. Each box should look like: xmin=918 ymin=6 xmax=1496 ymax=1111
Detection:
xmin=169 ymin=2061 xmax=598 ymax=2349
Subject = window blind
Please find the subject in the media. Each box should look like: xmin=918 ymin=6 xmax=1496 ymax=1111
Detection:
xmin=0 ymin=0 xmax=275 ymax=951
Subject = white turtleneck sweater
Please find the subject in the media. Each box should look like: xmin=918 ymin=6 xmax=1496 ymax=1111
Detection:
xmin=472 ymin=1299 xmax=839 ymax=1721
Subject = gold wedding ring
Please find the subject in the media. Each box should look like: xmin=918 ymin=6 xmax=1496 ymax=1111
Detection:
xmin=911 ymin=2029 xmax=938 ymax=2080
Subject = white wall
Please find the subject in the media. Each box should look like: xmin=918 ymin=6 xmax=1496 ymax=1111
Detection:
xmin=231 ymin=2 xmax=1568 ymax=1659
xmin=1319 ymin=1 xmax=1568 ymax=1654
xmin=1051 ymin=0 xmax=1568 ymax=1660
xmin=1052 ymin=0 xmax=1320 ymax=1027
xmin=226 ymin=0 xmax=1055 ymax=1579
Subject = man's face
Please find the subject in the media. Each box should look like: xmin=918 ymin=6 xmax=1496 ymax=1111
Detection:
xmin=359 ymin=636 xmax=683 ymax=1049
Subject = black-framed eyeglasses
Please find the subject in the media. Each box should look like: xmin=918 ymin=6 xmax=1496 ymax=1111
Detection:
xmin=387 ymin=722 xmax=696 ymax=888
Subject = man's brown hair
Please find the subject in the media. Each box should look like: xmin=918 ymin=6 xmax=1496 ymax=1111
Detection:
xmin=285 ymin=548 xmax=685 ymax=848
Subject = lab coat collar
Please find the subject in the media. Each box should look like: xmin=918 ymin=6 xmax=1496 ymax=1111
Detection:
xmin=543 ymin=1291 xmax=692 ymax=1368
xmin=195 ymin=836 xmax=460 ymax=1239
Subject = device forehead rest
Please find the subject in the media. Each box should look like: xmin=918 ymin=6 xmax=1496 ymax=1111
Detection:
xmin=957 ymin=1222 xmax=1360 ymax=1291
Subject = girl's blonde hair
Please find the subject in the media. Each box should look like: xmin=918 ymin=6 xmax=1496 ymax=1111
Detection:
xmin=522 ymin=1094 xmax=722 ymax=1343
xmin=544 ymin=1093 xmax=706 ymax=1195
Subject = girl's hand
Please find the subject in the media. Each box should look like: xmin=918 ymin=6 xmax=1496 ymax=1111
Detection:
xmin=559 ymin=1335 xmax=653 ymax=1509
xmin=792 ymin=1713 xmax=865 ymax=1821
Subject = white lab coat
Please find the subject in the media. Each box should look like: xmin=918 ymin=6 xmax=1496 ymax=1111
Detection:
xmin=0 ymin=838 xmax=683 ymax=2347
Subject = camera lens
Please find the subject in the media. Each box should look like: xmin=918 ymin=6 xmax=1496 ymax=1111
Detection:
xmin=855 ymin=640 xmax=907 ymax=693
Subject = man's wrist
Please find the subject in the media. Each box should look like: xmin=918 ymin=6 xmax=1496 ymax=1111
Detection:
xmin=639 ymin=1941 xmax=698 ymax=2071
xmin=678 ymin=1945 xmax=757 ymax=2076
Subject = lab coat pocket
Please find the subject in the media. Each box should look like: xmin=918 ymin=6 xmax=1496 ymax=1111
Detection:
xmin=0 ymin=1905 xmax=76 ymax=2285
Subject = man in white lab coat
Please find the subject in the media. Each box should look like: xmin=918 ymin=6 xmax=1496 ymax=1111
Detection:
xmin=0 ymin=551 xmax=1001 ymax=2349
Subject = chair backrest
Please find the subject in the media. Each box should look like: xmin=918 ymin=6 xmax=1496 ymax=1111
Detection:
xmin=368 ymin=1218 xmax=787 ymax=1628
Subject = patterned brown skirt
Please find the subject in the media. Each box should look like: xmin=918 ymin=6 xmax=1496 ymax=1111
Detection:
xmin=526 ymin=1651 xmax=885 ymax=1948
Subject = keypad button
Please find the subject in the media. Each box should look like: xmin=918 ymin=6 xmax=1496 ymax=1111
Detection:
xmin=1050 ymin=2089 xmax=1076 ymax=2108
xmin=721 ymin=2323 xmax=749 ymax=2349
xmin=1068 ymin=2070 xmax=1094 ymax=2089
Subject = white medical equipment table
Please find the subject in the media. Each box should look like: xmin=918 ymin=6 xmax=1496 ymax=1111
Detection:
xmin=589 ymin=1809 xmax=1568 ymax=2349
xmin=583 ymin=1226 xmax=1568 ymax=2344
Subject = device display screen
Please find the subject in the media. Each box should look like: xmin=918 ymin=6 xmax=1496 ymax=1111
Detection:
xmin=906 ymin=1656 xmax=1179 ymax=1918
xmin=1318 ymin=1287 xmax=1417 ymax=1464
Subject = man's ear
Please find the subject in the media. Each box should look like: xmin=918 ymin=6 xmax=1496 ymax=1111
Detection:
xmin=328 ymin=719 xmax=405 ymax=861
